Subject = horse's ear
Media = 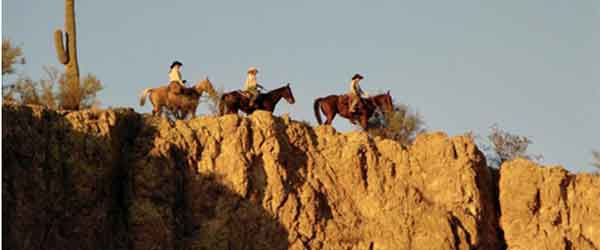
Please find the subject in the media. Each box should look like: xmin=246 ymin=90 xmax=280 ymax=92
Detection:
xmin=387 ymin=90 xmax=390 ymax=95
xmin=205 ymin=76 xmax=209 ymax=80
xmin=286 ymin=82 xmax=290 ymax=87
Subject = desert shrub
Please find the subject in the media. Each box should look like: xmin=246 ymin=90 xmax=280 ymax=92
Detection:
xmin=2 ymin=39 xmax=25 ymax=76
xmin=4 ymin=75 xmax=42 ymax=105
xmin=4 ymin=65 xmax=103 ymax=109
xmin=2 ymin=40 xmax=103 ymax=109
xmin=367 ymin=102 xmax=425 ymax=145
xmin=592 ymin=151 xmax=600 ymax=174
xmin=478 ymin=124 xmax=542 ymax=167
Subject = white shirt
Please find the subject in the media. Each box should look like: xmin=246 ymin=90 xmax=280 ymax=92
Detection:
xmin=245 ymin=73 xmax=264 ymax=91
xmin=169 ymin=68 xmax=184 ymax=86
xmin=351 ymin=79 xmax=366 ymax=97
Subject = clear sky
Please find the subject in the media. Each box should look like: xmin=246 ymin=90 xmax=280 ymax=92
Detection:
xmin=3 ymin=0 xmax=599 ymax=172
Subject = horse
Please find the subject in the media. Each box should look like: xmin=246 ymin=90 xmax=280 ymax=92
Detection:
xmin=219 ymin=83 xmax=295 ymax=115
xmin=313 ymin=91 xmax=394 ymax=129
xmin=139 ymin=77 xmax=217 ymax=119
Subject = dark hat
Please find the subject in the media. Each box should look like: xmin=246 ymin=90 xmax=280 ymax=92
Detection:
xmin=352 ymin=73 xmax=364 ymax=80
xmin=170 ymin=61 xmax=183 ymax=69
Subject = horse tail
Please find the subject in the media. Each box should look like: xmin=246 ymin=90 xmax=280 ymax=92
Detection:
xmin=139 ymin=88 xmax=153 ymax=106
xmin=313 ymin=98 xmax=323 ymax=125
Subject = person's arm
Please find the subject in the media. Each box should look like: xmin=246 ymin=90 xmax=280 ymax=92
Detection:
xmin=177 ymin=71 xmax=186 ymax=84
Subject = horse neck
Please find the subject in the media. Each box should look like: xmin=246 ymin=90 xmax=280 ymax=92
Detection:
xmin=266 ymin=87 xmax=287 ymax=103
xmin=370 ymin=94 xmax=391 ymax=110
xmin=193 ymin=81 xmax=210 ymax=95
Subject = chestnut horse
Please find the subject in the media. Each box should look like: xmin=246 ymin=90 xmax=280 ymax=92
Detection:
xmin=313 ymin=91 xmax=394 ymax=129
xmin=219 ymin=83 xmax=295 ymax=115
xmin=139 ymin=78 xmax=217 ymax=119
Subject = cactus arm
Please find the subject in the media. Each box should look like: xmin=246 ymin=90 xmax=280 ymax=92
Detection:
xmin=54 ymin=30 xmax=69 ymax=64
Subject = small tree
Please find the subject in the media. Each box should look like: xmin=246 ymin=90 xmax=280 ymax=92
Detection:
xmin=592 ymin=150 xmax=600 ymax=174
xmin=4 ymin=65 xmax=103 ymax=110
xmin=71 ymin=73 xmax=103 ymax=109
xmin=480 ymin=124 xmax=542 ymax=167
xmin=56 ymin=71 xmax=103 ymax=109
xmin=8 ymin=75 xmax=42 ymax=105
xmin=39 ymin=66 xmax=62 ymax=109
xmin=2 ymin=39 xmax=25 ymax=76
xmin=367 ymin=102 xmax=425 ymax=145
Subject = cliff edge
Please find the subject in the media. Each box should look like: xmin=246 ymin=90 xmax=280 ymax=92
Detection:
xmin=2 ymin=103 xmax=598 ymax=250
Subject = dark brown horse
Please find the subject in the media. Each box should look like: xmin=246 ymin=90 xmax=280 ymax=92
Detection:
xmin=139 ymin=78 xmax=217 ymax=119
xmin=313 ymin=91 xmax=394 ymax=129
xmin=219 ymin=83 xmax=295 ymax=115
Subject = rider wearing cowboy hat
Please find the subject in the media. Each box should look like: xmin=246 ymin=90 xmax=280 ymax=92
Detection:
xmin=349 ymin=73 xmax=367 ymax=113
xmin=244 ymin=67 xmax=265 ymax=107
xmin=169 ymin=61 xmax=186 ymax=88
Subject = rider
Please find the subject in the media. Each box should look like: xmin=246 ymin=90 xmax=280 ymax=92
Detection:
xmin=244 ymin=67 xmax=265 ymax=107
xmin=169 ymin=61 xmax=186 ymax=94
xmin=349 ymin=73 xmax=367 ymax=113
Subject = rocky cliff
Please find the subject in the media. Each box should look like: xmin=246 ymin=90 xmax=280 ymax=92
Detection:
xmin=2 ymin=103 xmax=599 ymax=250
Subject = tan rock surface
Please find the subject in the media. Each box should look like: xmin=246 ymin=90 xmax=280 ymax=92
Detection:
xmin=6 ymin=103 xmax=595 ymax=250
xmin=500 ymin=159 xmax=600 ymax=250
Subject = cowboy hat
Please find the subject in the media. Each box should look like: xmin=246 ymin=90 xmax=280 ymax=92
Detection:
xmin=352 ymin=73 xmax=364 ymax=80
xmin=247 ymin=67 xmax=259 ymax=74
xmin=170 ymin=61 xmax=183 ymax=69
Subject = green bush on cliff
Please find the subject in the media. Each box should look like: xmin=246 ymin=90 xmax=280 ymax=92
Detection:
xmin=478 ymin=124 xmax=542 ymax=167
xmin=367 ymin=102 xmax=426 ymax=145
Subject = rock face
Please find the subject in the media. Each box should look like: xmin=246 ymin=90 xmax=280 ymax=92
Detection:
xmin=2 ymin=103 xmax=599 ymax=250
xmin=499 ymin=159 xmax=600 ymax=250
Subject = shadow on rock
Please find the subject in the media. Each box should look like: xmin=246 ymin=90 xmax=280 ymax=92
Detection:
xmin=2 ymin=104 xmax=136 ymax=250
xmin=2 ymin=104 xmax=290 ymax=250
xmin=128 ymin=114 xmax=290 ymax=250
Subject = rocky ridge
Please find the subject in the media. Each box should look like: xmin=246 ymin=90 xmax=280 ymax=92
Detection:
xmin=2 ymin=103 xmax=598 ymax=250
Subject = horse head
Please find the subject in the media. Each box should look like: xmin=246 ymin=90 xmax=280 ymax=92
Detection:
xmin=371 ymin=91 xmax=393 ymax=113
xmin=194 ymin=77 xmax=218 ymax=97
xmin=383 ymin=90 xmax=393 ymax=112
xmin=283 ymin=83 xmax=296 ymax=104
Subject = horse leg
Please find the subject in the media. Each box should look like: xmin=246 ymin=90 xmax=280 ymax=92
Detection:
xmin=325 ymin=111 xmax=336 ymax=125
xmin=153 ymin=104 xmax=161 ymax=117
xmin=359 ymin=115 xmax=369 ymax=130
xmin=155 ymin=106 xmax=162 ymax=117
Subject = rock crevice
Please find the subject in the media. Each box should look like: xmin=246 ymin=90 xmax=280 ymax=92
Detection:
xmin=3 ymin=104 xmax=599 ymax=250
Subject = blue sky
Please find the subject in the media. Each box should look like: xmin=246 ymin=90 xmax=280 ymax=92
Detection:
xmin=3 ymin=0 xmax=599 ymax=172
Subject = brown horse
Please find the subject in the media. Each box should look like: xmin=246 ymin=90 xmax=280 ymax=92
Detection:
xmin=219 ymin=83 xmax=295 ymax=115
xmin=139 ymin=78 xmax=217 ymax=119
xmin=313 ymin=91 xmax=394 ymax=129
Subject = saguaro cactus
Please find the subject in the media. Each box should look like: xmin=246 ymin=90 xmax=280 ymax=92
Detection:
xmin=54 ymin=0 xmax=81 ymax=110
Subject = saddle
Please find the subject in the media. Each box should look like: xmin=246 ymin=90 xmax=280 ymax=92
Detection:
xmin=168 ymin=82 xmax=195 ymax=96
xmin=346 ymin=94 xmax=371 ymax=118
xmin=236 ymin=90 xmax=251 ymax=97
xmin=237 ymin=90 xmax=263 ymax=99
xmin=344 ymin=94 xmax=365 ymax=106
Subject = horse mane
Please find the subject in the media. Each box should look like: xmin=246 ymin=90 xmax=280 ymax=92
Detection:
xmin=267 ymin=84 xmax=289 ymax=93
xmin=367 ymin=92 xmax=393 ymax=112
